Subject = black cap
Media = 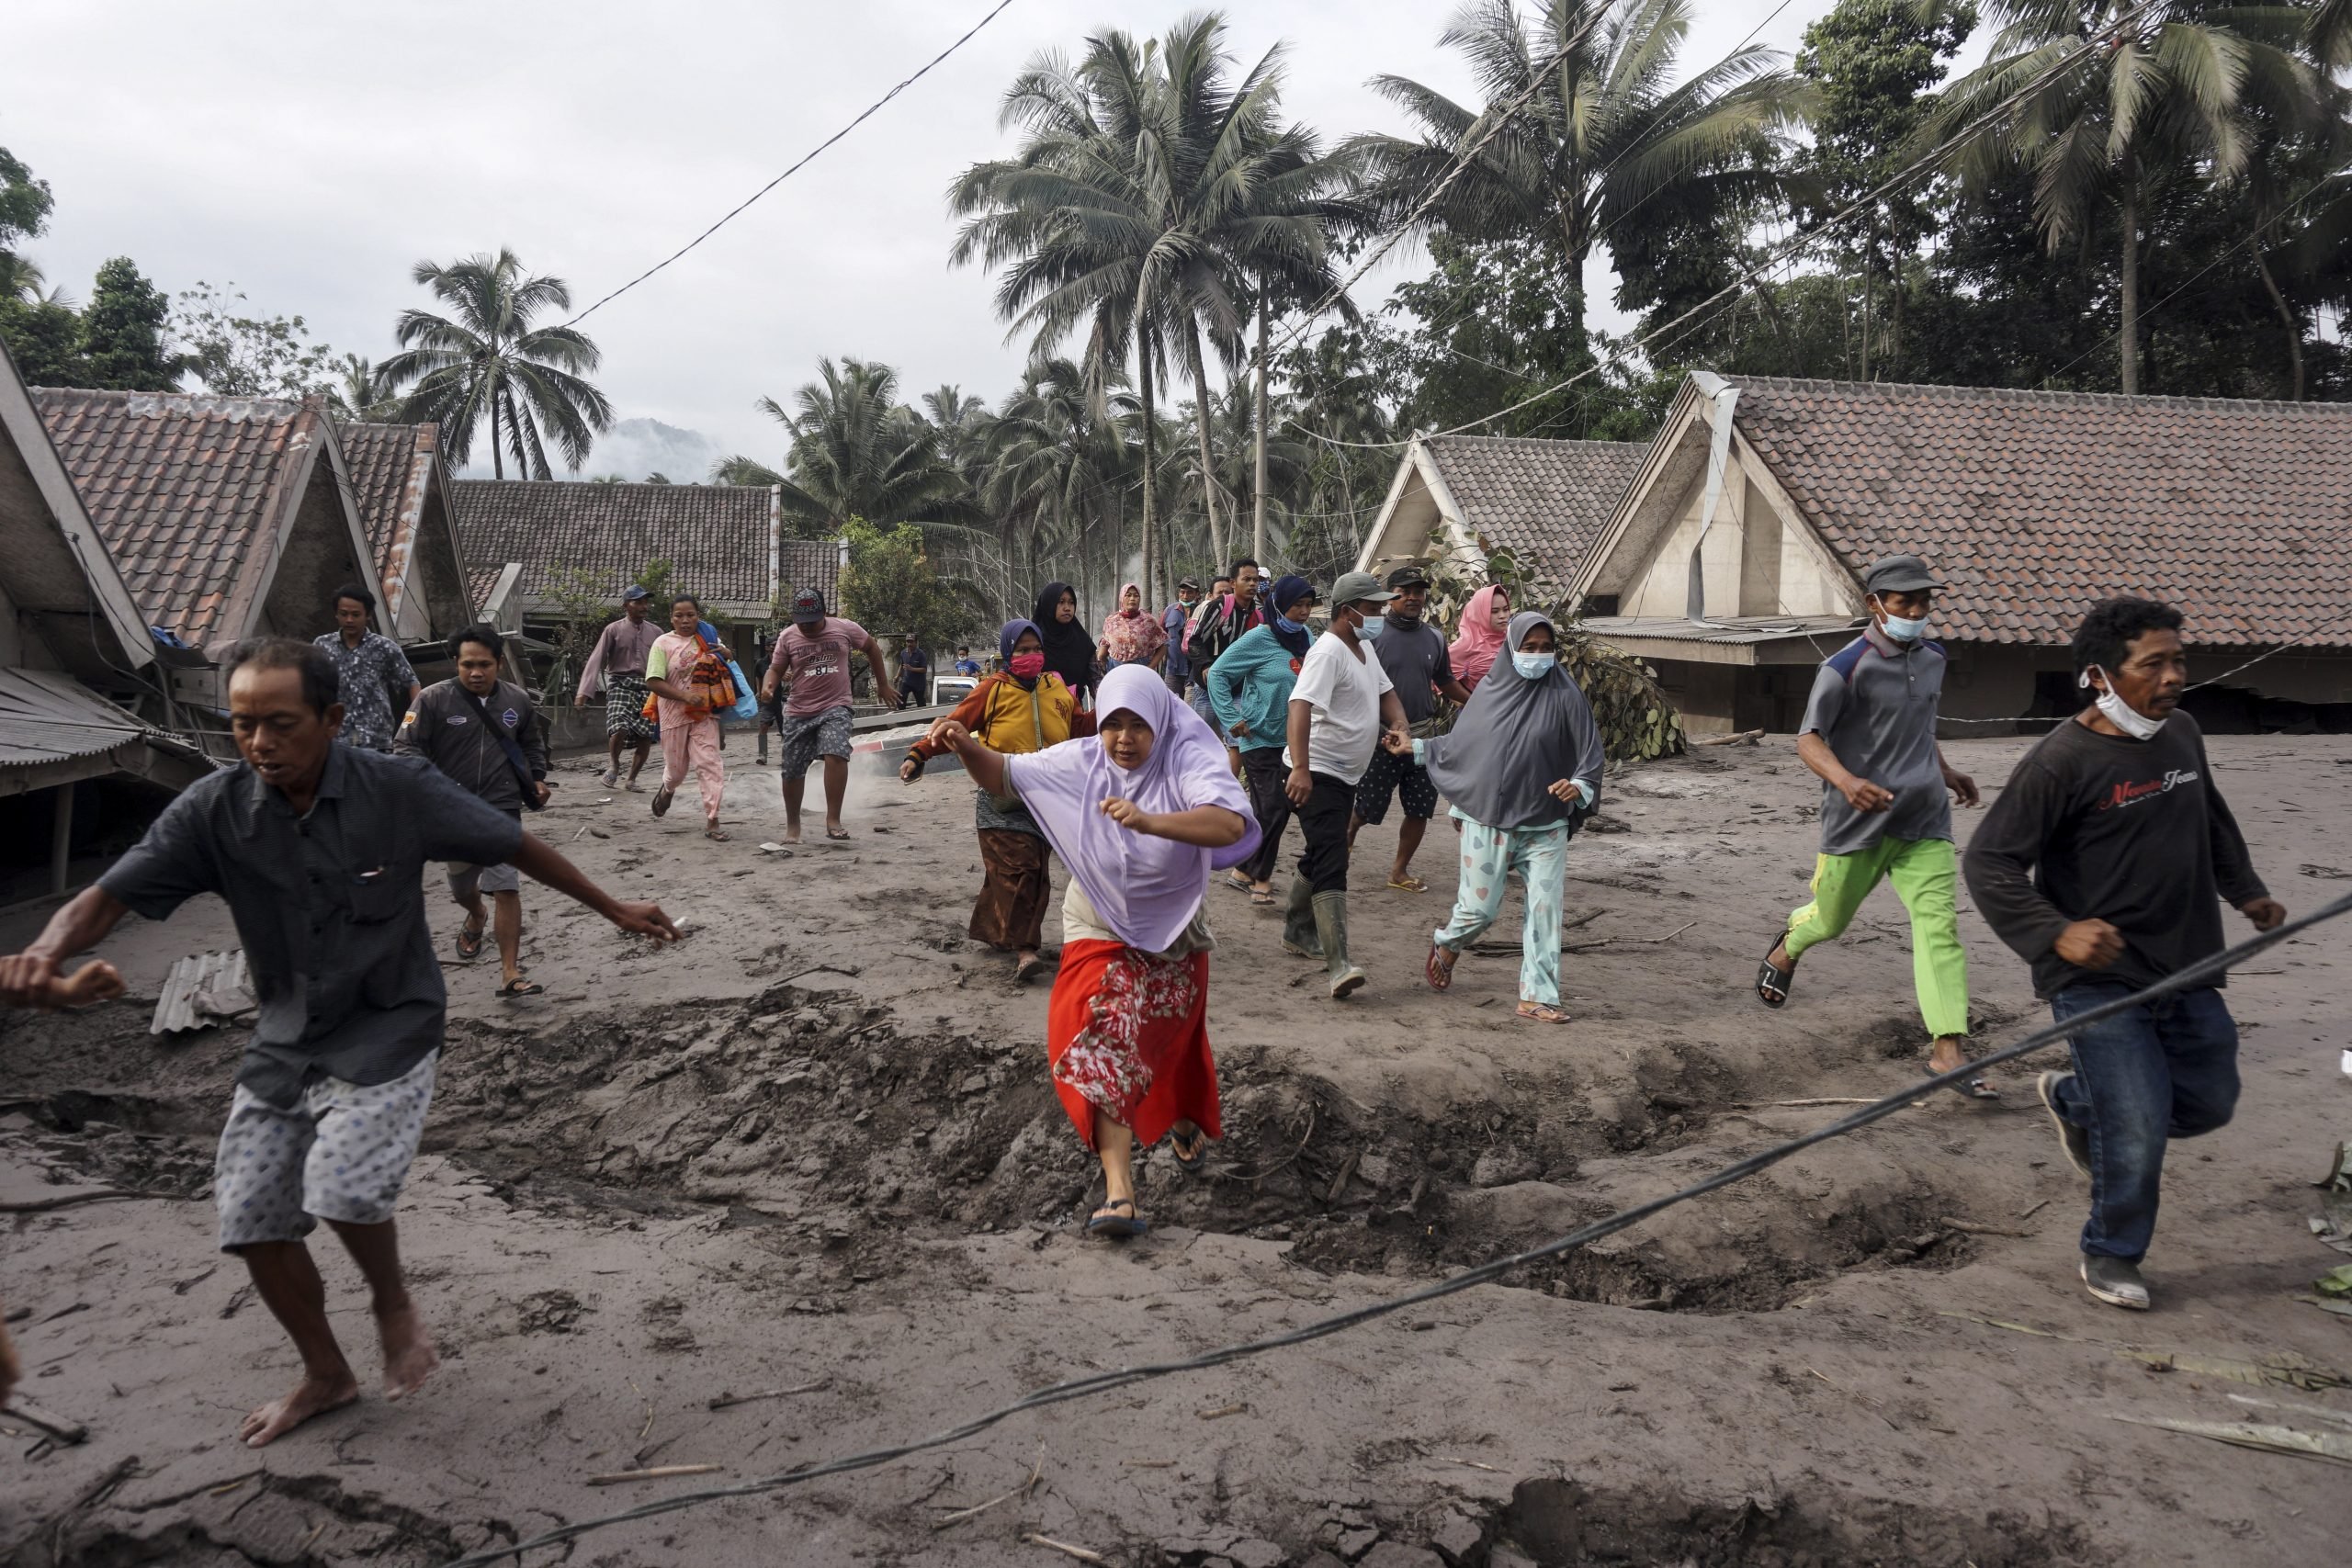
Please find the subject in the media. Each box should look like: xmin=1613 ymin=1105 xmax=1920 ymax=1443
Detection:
xmin=1176 ymin=577 xmax=1202 ymax=592
xmin=1385 ymin=565 xmax=1430 ymax=591
xmin=789 ymin=589 xmax=826 ymax=624
xmin=1861 ymin=554 xmax=1943 ymax=595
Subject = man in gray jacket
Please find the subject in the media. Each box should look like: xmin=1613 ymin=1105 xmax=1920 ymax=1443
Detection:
xmin=396 ymin=625 xmax=550 ymax=997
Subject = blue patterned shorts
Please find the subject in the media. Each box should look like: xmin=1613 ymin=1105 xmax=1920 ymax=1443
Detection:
xmin=212 ymin=1051 xmax=437 ymax=1250
xmin=779 ymin=704 xmax=854 ymax=779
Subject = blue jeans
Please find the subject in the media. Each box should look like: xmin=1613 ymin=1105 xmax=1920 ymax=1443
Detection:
xmin=2047 ymin=983 xmax=2240 ymax=1261
xmin=1187 ymin=684 xmax=1229 ymax=746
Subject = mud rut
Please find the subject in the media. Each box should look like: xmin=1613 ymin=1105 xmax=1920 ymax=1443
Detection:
xmin=8 ymin=978 xmax=2091 ymax=1567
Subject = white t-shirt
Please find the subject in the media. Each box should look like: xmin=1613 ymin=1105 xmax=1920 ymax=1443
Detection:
xmin=1283 ymin=632 xmax=1393 ymax=785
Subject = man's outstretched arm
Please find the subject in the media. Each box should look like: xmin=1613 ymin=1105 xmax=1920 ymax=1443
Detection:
xmin=510 ymin=835 xmax=679 ymax=942
xmin=0 ymin=886 xmax=133 ymax=1009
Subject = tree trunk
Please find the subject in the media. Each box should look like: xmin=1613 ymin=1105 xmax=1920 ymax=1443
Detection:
xmin=1185 ymin=323 xmax=1227 ymax=578
xmin=1859 ymin=233 xmax=1872 ymax=382
xmin=1136 ymin=331 xmax=1157 ymax=606
xmin=2252 ymin=242 xmax=2305 ymax=401
xmin=2119 ymin=181 xmax=2141 ymax=396
xmin=1253 ymin=280 xmax=1271 ymax=566
xmin=490 ymin=394 xmax=503 ymax=481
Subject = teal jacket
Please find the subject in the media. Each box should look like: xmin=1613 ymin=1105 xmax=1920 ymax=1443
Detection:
xmin=1205 ymin=625 xmax=1304 ymax=752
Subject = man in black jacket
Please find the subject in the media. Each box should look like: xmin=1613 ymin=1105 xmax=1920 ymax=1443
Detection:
xmin=396 ymin=625 xmax=551 ymax=998
xmin=1962 ymin=598 xmax=2284 ymax=1311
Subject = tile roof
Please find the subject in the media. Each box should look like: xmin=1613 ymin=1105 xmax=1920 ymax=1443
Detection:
xmin=336 ymin=422 xmax=436 ymax=618
xmin=1423 ymin=434 xmax=1650 ymax=587
xmin=31 ymin=388 xmax=322 ymax=644
xmin=469 ymin=563 xmax=509 ymax=616
xmin=1730 ymin=378 xmax=2352 ymax=649
xmin=451 ymin=479 xmax=829 ymax=613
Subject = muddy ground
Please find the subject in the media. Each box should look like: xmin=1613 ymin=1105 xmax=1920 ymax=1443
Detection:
xmin=4 ymin=731 xmax=2350 ymax=1567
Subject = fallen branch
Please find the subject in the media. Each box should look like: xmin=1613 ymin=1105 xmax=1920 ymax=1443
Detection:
xmin=1196 ymin=1404 xmax=1247 ymax=1421
xmin=1693 ymin=728 xmax=1766 ymax=747
xmin=1566 ymin=919 xmax=1697 ymax=955
xmin=1939 ymin=1217 xmax=2034 ymax=1239
xmin=586 ymin=1464 xmax=725 ymax=1486
xmin=707 ymin=1379 xmax=829 ymax=1411
xmin=0 ymin=1190 xmax=154 ymax=1214
xmin=1730 ymin=1098 xmax=1878 ymax=1110
xmin=1804 ymin=1366 xmax=1900 ymax=1431
xmin=932 ymin=1443 xmax=1045 ymax=1530
xmin=1439 ymin=1456 xmax=1504 ymax=1472
xmin=5 ymin=1397 xmax=89 ymax=1445
xmin=1023 ymin=1534 xmax=1111 ymax=1564
xmin=2016 ymin=1198 xmax=2051 ymax=1222
xmin=775 ymin=964 xmax=863 ymax=987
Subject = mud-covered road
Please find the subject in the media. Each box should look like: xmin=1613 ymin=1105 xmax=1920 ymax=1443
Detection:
xmin=6 ymin=733 xmax=2350 ymax=1566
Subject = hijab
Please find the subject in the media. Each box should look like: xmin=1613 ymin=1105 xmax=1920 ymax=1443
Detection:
xmin=1101 ymin=581 xmax=1167 ymax=665
xmin=1422 ymin=612 xmax=1605 ymax=831
xmin=1449 ymin=585 xmax=1511 ymax=691
xmin=1032 ymin=581 xmax=1094 ymax=696
xmin=998 ymin=618 xmax=1042 ymax=690
xmin=1266 ymin=575 xmax=1315 ymax=659
xmin=1004 ymin=664 xmax=1261 ymax=951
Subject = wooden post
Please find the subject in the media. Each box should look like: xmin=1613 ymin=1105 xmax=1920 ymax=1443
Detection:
xmin=51 ymin=783 xmax=74 ymax=897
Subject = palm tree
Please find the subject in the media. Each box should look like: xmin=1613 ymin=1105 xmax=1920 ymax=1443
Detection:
xmin=985 ymin=356 xmax=1136 ymax=602
xmin=720 ymin=357 xmax=983 ymax=537
xmin=326 ymin=353 xmax=401 ymax=423
xmin=1926 ymin=1 xmax=2321 ymax=394
xmin=379 ymin=249 xmax=613 ymax=479
xmin=1345 ymin=0 xmax=1812 ymax=348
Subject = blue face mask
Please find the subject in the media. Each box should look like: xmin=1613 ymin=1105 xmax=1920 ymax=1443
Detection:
xmin=1273 ymin=611 xmax=1306 ymax=636
xmin=1876 ymin=604 xmax=1930 ymax=641
xmin=1512 ymin=650 xmax=1554 ymax=680
xmin=1356 ymin=613 xmax=1385 ymax=641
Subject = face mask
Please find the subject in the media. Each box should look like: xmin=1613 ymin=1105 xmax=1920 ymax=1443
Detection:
xmin=2080 ymin=666 xmax=2166 ymax=739
xmin=1879 ymin=612 xmax=1929 ymax=642
xmin=1512 ymin=651 xmax=1554 ymax=680
xmin=1009 ymin=652 xmax=1046 ymax=679
xmin=1356 ymin=613 xmax=1385 ymax=641
xmin=1273 ymin=612 xmax=1306 ymax=636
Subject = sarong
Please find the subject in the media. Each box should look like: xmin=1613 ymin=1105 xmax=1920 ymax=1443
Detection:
xmin=972 ymin=827 xmax=1051 ymax=950
xmin=605 ymin=672 xmax=658 ymax=744
xmin=1046 ymin=940 xmax=1220 ymax=1149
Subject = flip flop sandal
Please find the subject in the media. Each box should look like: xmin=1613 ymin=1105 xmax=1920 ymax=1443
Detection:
xmin=456 ymin=924 xmax=485 ymax=961
xmin=1249 ymin=887 xmax=1276 ymax=907
xmin=1168 ymin=1127 xmax=1208 ymax=1171
xmin=1224 ymin=873 xmax=1254 ymax=894
xmin=496 ymin=977 xmax=545 ymax=998
xmin=651 ymin=786 xmax=675 ymax=818
xmin=1756 ymin=939 xmax=1796 ymax=1009
xmin=826 ymin=827 xmax=852 ymax=841
xmin=1086 ymin=1199 xmax=1146 ymax=1239
xmin=1516 ymin=1002 xmax=1572 ymax=1025
xmin=1426 ymin=943 xmax=1458 ymax=992
xmin=1387 ymin=875 xmax=1429 ymax=893
xmin=623 ymin=779 xmax=646 ymax=793
xmin=599 ymin=769 xmax=619 ymax=788
xmin=1924 ymin=1064 xmax=2001 ymax=1100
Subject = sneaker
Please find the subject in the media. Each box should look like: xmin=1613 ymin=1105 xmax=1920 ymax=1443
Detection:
xmin=2037 ymin=1071 xmax=2093 ymax=1179
xmin=2081 ymin=1254 xmax=2150 ymax=1311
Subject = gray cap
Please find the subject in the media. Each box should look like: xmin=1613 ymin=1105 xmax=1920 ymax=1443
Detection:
xmin=1861 ymin=554 xmax=1943 ymax=595
xmin=1329 ymin=570 xmax=1397 ymax=607
xmin=620 ymin=584 xmax=651 ymax=602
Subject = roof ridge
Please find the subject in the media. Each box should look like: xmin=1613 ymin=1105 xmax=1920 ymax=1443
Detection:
xmin=1721 ymin=373 xmax=2350 ymax=417
xmin=31 ymin=385 xmax=310 ymax=421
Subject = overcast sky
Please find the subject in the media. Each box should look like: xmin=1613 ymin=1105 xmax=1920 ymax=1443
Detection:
xmin=6 ymin=0 xmax=1852 ymax=478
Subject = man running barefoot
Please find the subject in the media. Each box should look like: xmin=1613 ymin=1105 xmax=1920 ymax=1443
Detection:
xmin=760 ymin=589 xmax=900 ymax=842
xmin=0 ymin=638 xmax=676 ymax=1447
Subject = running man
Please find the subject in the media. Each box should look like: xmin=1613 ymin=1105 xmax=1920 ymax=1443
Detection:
xmin=312 ymin=583 xmax=417 ymax=753
xmin=761 ymin=588 xmax=901 ymax=841
xmin=575 ymin=584 xmax=661 ymax=790
xmin=1963 ymin=597 xmax=2283 ymax=1312
xmin=1754 ymin=554 xmax=1993 ymax=1096
xmin=396 ymin=625 xmax=550 ymax=998
xmin=0 ymin=638 xmax=674 ymax=1447
xmin=898 ymin=633 xmax=932 ymax=706
xmin=1350 ymin=565 xmax=1473 ymax=892
xmin=1283 ymin=570 xmax=1408 ymax=1000
xmin=1161 ymin=577 xmax=1203 ymax=694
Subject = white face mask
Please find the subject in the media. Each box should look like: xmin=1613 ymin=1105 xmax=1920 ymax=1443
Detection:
xmin=2080 ymin=666 xmax=2167 ymax=739
xmin=1879 ymin=612 xmax=1929 ymax=642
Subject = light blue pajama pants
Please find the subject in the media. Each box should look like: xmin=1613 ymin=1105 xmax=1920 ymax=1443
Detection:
xmin=1433 ymin=813 xmax=1570 ymax=1006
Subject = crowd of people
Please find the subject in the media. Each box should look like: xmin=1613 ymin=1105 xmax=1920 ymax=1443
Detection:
xmin=0 ymin=555 xmax=2291 ymax=1446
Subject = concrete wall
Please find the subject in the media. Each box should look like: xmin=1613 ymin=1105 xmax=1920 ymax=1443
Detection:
xmin=1617 ymin=448 xmax=1852 ymax=623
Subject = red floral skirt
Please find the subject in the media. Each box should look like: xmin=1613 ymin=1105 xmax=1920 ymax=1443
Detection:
xmin=1046 ymin=939 xmax=1221 ymax=1150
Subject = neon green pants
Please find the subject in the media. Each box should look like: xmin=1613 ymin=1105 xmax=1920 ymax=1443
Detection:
xmin=1783 ymin=836 xmax=1969 ymax=1039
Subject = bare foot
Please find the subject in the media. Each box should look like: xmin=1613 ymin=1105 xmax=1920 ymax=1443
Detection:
xmin=378 ymin=1299 xmax=439 ymax=1400
xmin=241 ymin=1371 xmax=359 ymax=1448
xmin=781 ymin=822 xmax=803 ymax=845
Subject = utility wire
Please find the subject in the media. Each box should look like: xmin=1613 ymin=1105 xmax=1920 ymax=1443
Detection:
xmin=445 ymin=885 xmax=2352 ymax=1567
xmin=562 ymin=0 xmax=1022 ymax=328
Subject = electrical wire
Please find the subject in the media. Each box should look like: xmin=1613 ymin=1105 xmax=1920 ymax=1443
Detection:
xmin=561 ymin=0 xmax=1022 ymax=329
xmin=443 ymin=885 xmax=2352 ymax=1567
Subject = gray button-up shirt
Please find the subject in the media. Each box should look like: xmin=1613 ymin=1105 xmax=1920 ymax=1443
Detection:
xmin=98 ymin=746 xmax=522 ymax=1107
xmin=313 ymin=630 xmax=419 ymax=751
xmin=1799 ymin=625 xmax=1951 ymax=856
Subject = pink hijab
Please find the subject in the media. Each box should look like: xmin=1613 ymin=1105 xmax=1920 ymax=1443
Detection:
xmin=1449 ymin=585 xmax=1512 ymax=691
xmin=1005 ymin=664 xmax=1260 ymax=951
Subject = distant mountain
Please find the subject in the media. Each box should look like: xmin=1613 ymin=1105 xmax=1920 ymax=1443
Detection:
xmin=572 ymin=418 xmax=723 ymax=483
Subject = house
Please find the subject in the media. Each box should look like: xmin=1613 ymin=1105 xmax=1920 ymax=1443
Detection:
xmin=32 ymin=387 xmax=390 ymax=714
xmin=335 ymin=422 xmax=476 ymax=641
xmin=1568 ymin=373 xmax=2352 ymax=736
xmin=450 ymin=479 xmax=843 ymax=660
xmin=1352 ymin=434 xmax=1650 ymax=597
xmin=0 ymin=344 xmax=211 ymax=895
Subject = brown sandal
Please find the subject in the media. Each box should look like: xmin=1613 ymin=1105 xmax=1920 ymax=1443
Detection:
xmin=1426 ymin=942 xmax=1458 ymax=992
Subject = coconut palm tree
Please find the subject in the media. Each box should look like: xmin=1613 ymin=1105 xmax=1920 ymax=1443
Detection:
xmin=327 ymin=353 xmax=402 ymax=423
xmin=1925 ymin=0 xmax=2322 ymax=394
xmin=986 ymin=356 xmax=1137 ymax=601
xmin=1345 ymin=0 xmax=1812 ymax=348
xmin=720 ymin=357 xmax=983 ymax=536
xmin=379 ymin=249 xmax=612 ymax=479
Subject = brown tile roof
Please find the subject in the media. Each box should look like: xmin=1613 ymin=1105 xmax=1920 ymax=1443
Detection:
xmin=451 ymin=479 xmax=831 ymax=614
xmin=468 ymin=563 xmax=509 ymax=616
xmin=31 ymin=388 xmax=323 ymax=644
xmin=1730 ymin=378 xmax=2352 ymax=649
xmin=1423 ymin=434 xmax=1650 ymax=588
xmin=336 ymin=422 xmax=436 ymax=620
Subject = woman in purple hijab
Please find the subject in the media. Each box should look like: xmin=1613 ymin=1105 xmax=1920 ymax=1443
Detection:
xmin=921 ymin=665 xmax=1259 ymax=1238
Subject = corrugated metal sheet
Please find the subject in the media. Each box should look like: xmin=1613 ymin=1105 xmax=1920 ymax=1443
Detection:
xmin=151 ymin=949 xmax=254 ymax=1035
xmin=0 ymin=668 xmax=172 ymax=768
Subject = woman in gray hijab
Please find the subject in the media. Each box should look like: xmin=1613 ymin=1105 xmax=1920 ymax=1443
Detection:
xmin=1387 ymin=611 xmax=1604 ymax=1023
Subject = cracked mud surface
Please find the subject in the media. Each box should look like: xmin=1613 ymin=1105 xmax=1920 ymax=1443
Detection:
xmin=5 ymin=736 xmax=2349 ymax=1565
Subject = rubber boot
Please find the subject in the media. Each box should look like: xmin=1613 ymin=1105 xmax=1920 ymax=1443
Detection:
xmin=1281 ymin=874 xmax=1319 ymax=958
xmin=1313 ymin=890 xmax=1367 ymax=999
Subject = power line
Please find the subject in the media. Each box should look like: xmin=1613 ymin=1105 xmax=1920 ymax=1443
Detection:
xmin=444 ymin=885 xmax=2352 ymax=1567
xmin=562 ymin=0 xmax=1022 ymax=329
